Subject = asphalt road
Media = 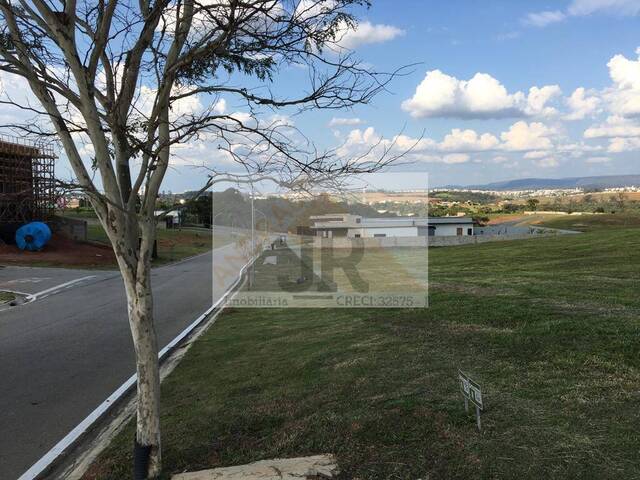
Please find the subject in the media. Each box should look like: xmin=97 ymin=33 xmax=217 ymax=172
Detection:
xmin=0 ymin=242 xmax=250 ymax=479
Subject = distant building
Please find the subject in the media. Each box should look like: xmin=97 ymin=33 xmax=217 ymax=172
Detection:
xmin=309 ymin=214 xmax=474 ymax=238
xmin=0 ymin=136 xmax=55 ymax=242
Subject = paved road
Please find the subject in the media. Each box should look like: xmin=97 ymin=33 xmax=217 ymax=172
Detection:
xmin=0 ymin=243 xmax=250 ymax=479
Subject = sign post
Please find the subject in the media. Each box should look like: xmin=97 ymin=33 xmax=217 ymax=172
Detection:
xmin=458 ymin=369 xmax=483 ymax=431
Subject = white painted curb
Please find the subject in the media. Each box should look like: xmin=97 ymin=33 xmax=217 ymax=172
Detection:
xmin=17 ymin=260 xmax=253 ymax=480
xmin=26 ymin=275 xmax=97 ymax=302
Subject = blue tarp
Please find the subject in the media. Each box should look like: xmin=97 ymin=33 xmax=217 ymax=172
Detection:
xmin=15 ymin=222 xmax=52 ymax=251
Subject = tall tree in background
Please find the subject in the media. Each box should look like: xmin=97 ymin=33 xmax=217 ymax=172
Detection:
xmin=0 ymin=0 xmax=405 ymax=476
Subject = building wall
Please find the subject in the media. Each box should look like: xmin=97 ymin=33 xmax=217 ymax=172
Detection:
xmin=313 ymin=220 xmax=473 ymax=238
xmin=313 ymin=231 xmax=569 ymax=249
xmin=432 ymin=224 xmax=473 ymax=236
xmin=347 ymin=226 xmax=418 ymax=238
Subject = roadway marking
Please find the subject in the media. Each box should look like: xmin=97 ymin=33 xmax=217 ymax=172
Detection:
xmin=27 ymin=276 xmax=97 ymax=302
xmin=0 ymin=277 xmax=52 ymax=285
xmin=17 ymin=260 xmax=252 ymax=480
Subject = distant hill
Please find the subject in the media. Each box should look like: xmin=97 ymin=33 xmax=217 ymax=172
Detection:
xmin=450 ymin=174 xmax=640 ymax=191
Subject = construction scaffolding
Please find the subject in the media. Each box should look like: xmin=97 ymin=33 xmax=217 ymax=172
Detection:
xmin=0 ymin=134 xmax=56 ymax=228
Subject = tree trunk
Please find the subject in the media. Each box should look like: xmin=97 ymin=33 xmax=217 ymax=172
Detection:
xmin=124 ymin=260 xmax=162 ymax=478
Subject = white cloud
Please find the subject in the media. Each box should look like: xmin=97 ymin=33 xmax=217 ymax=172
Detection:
xmin=568 ymin=0 xmax=640 ymax=16
xmin=401 ymin=70 xmax=559 ymax=119
xmin=439 ymin=128 xmax=500 ymax=152
xmin=584 ymin=116 xmax=640 ymax=152
xmin=525 ymin=85 xmax=562 ymax=116
xmin=526 ymin=1 xmax=640 ymax=30
xmin=328 ymin=117 xmax=363 ymax=127
xmin=565 ymin=87 xmax=601 ymax=120
xmin=523 ymin=10 xmax=566 ymax=27
xmin=607 ymin=137 xmax=640 ymax=152
xmin=402 ymin=70 xmax=521 ymax=119
xmin=411 ymin=153 xmax=471 ymax=164
xmin=500 ymin=121 xmax=556 ymax=151
xmin=608 ymin=50 xmax=640 ymax=90
xmin=337 ymin=21 xmax=404 ymax=49
xmin=213 ymin=98 xmax=227 ymax=114
xmin=534 ymin=156 xmax=559 ymax=168
xmin=335 ymin=126 xmax=381 ymax=158
xmin=522 ymin=0 xmax=640 ymax=28
xmin=137 ymin=85 xmax=204 ymax=120
xmin=523 ymin=150 xmax=549 ymax=159
xmin=333 ymin=119 xmax=582 ymax=170
xmin=584 ymin=115 xmax=640 ymax=138
xmin=556 ymin=142 xmax=603 ymax=157
xmin=604 ymin=49 xmax=640 ymax=117
xmin=586 ymin=156 xmax=611 ymax=163
xmin=443 ymin=153 xmax=470 ymax=164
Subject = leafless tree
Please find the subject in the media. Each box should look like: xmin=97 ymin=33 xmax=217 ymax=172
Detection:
xmin=0 ymin=0 xmax=408 ymax=476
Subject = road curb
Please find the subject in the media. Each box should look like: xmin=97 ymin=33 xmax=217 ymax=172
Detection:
xmin=18 ymin=258 xmax=255 ymax=480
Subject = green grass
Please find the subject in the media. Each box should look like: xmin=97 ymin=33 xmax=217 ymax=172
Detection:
xmin=538 ymin=213 xmax=640 ymax=232
xmin=0 ymin=291 xmax=15 ymax=304
xmin=87 ymin=225 xmax=229 ymax=265
xmin=59 ymin=208 xmax=99 ymax=219
xmin=86 ymin=217 xmax=640 ymax=480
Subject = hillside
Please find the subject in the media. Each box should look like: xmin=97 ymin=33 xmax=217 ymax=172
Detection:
xmin=451 ymin=174 xmax=640 ymax=191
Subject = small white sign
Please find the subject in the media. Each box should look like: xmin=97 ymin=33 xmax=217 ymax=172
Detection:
xmin=458 ymin=369 xmax=484 ymax=430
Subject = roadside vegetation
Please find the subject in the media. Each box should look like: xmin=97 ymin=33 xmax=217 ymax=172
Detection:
xmin=86 ymin=224 xmax=225 ymax=265
xmin=0 ymin=225 xmax=220 ymax=269
xmin=0 ymin=291 xmax=15 ymax=304
xmin=87 ymin=214 xmax=640 ymax=479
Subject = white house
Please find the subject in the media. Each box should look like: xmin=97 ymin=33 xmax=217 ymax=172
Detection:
xmin=310 ymin=214 xmax=474 ymax=238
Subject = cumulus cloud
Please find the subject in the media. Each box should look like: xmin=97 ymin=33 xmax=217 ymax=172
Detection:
xmin=584 ymin=116 xmax=640 ymax=152
xmin=332 ymin=118 xmax=590 ymax=170
xmin=523 ymin=10 xmax=566 ymax=27
xmin=136 ymin=86 xmax=205 ymax=123
xmin=565 ymin=87 xmax=601 ymax=120
xmin=0 ymin=71 xmax=35 ymax=126
xmin=525 ymin=85 xmax=562 ymax=116
xmin=584 ymin=115 xmax=640 ymax=138
xmin=401 ymin=70 xmax=559 ymax=119
xmin=337 ymin=21 xmax=404 ymax=49
xmin=213 ymin=98 xmax=227 ymax=114
xmin=500 ymin=121 xmax=556 ymax=151
xmin=442 ymin=153 xmax=470 ymax=164
xmin=439 ymin=128 xmax=500 ymax=151
xmin=328 ymin=117 xmax=363 ymax=127
xmin=604 ymin=49 xmax=640 ymax=117
xmin=607 ymin=137 xmax=640 ymax=152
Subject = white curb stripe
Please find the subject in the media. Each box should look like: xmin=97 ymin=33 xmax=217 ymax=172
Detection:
xmin=27 ymin=276 xmax=97 ymax=302
xmin=17 ymin=261 xmax=252 ymax=480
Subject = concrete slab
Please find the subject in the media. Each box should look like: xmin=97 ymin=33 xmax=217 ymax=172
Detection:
xmin=171 ymin=454 xmax=338 ymax=480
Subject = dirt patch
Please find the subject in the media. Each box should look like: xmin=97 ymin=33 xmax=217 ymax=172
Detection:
xmin=488 ymin=215 xmax=526 ymax=225
xmin=0 ymin=234 xmax=116 ymax=268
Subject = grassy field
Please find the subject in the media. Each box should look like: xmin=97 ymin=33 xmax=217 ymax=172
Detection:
xmin=0 ymin=291 xmax=15 ymax=304
xmin=537 ymin=212 xmax=640 ymax=232
xmin=86 ymin=217 xmax=640 ymax=479
xmin=87 ymin=225 xmax=227 ymax=265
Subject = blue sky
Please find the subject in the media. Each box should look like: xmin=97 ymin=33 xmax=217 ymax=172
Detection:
xmin=267 ymin=0 xmax=640 ymax=191
xmin=1 ymin=0 xmax=640 ymax=192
